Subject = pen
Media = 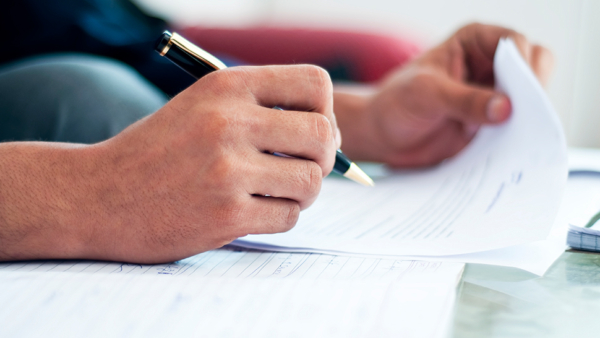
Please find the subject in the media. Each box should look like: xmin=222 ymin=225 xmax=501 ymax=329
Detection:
xmin=155 ymin=31 xmax=374 ymax=187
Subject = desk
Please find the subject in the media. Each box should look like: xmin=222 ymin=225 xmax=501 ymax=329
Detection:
xmin=453 ymin=251 xmax=600 ymax=337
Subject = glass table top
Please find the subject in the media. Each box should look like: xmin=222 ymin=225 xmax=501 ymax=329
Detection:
xmin=453 ymin=250 xmax=600 ymax=337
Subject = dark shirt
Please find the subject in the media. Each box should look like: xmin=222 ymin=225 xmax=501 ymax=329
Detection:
xmin=1 ymin=0 xmax=194 ymax=96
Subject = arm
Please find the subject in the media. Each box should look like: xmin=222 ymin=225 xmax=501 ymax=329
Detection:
xmin=0 ymin=65 xmax=340 ymax=263
xmin=0 ymin=143 xmax=96 ymax=260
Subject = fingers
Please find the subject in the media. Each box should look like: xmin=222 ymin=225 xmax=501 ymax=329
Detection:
xmin=444 ymin=77 xmax=512 ymax=124
xmin=386 ymin=121 xmax=476 ymax=168
xmin=415 ymin=69 xmax=512 ymax=124
xmin=246 ymin=106 xmax=337 ymax=175
xmin=453 ymin=23 xmax=554 ymax=85
xmin=243 ymin=196 xmax=300 ymax=235
xmin=247 ymin=153 xmax=323 ymax=210
xmin=530 ymin=45 xmax=553 ymax=86
xmin=217 ymin=65 xmax=341 ymax=147
xmin=455 ymin=23 xmax=526 ymax=64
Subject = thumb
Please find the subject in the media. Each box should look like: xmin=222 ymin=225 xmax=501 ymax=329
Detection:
xmin=436 ymin=75 xmax=512 ymax=124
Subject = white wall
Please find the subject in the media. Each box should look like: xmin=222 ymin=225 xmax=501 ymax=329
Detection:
xmin=136 ymin=0 xmax=600 ymax=148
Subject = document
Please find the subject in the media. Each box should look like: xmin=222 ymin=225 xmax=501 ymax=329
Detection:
xmin=235 ymin=39 xmax=568 ymax=265
xmin=0 ymin=249 xmax=464 ymax=338
xmin=0 ymin=247 xmax=463 ymax=282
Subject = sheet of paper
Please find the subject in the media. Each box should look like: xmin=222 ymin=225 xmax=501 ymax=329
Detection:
xmin=374 ymin=159 xmax=599 ymax=276
xmin=229 ymin=151 xmax=593 ymax=277
xmin=235 ymin=39 xmax=568 ymax=261
xmin=0 ymin=247 xmax=464 ymax=282
xmin=0 ymin=250 xmax=464 ymax=338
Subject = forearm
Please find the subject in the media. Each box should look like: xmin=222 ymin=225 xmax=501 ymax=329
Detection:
xmin=0 ymin=142 xmax=94 ymax=261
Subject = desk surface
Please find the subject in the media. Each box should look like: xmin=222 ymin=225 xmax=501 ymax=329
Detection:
xmin=453 ymin=250 xmax=600 ymax=337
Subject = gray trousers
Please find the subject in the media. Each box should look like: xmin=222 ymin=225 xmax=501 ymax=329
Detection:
xmin=0 ymin=55 xmax=168 ymax=144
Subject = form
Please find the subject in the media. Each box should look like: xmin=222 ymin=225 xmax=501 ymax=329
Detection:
xmin=236 ymin=39 xmax=568 ymax=260
xmin=0 ymin=246 xmax=462 ymax=282
xmin=0 ymin=249 xmax=464 ymax=338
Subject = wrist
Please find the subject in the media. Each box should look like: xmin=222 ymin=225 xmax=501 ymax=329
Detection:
xmin=0 ymin=142 xmax=100 ymax=260
xmin=334 ymin=88 xmax=387 ymax=162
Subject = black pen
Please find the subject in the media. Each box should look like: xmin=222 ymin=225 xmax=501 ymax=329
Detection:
xmin=155 ymin=31 xmax=374 ymax=187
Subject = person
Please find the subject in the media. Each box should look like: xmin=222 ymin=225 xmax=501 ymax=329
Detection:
xmin=0 ymin=0 xmax=552 ymax=263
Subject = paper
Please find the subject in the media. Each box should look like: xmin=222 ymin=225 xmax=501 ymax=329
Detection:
xmin=235 ymin=39 xmax=568 ymax=261
xmin=227 ymin=150 xmax=596 ymax=277
xmin=567 ymin=224 xmax=600 ymax=251
xmin=0 ymin=249 xmax=464 ymax=338
xmin=565 ymin=172 xmax=600 ymax=251
xmin=0 ymin=246 xmax=463 ymax=281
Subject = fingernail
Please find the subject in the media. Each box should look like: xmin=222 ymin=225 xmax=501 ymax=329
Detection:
xmin=486 ymin=96 xmax=511 ymax=122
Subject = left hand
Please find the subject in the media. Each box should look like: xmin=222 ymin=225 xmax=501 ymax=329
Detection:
xmin=335 ymin=23 xmax=553 ymax=167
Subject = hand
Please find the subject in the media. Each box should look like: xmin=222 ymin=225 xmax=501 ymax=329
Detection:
xmin=335 ymin=23 xmax=553 ymax=167
xmin=0 ymin=65 xmax=340 ymax=263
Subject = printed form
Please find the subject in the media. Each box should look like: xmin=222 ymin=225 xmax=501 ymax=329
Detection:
xmin=0 ymin=248 xmax=464 ymax=338
xmin=235 ymin=39 xmax=568 ymax=268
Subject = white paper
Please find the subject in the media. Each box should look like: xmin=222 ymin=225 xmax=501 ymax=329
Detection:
xmin=0 ymin=247 xmax=464 ymax=282
xmin=0 ymin=250 xmax=464 ymax=338
xmin=235 ymin=151 xmax=600 ymax=276
xmin=235 ymin=39 xmax=568 ymax=261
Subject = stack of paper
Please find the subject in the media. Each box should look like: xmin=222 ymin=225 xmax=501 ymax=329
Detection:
xmin=565 ymin=148 xmax=600 ymax=252
xmin=235 ymin=38 xmax=569 ymax=276
xmin=567 ymin=212 xmax=600 ymax=252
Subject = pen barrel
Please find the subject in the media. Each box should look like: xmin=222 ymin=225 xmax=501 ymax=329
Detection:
xmin=155 ymin=32 xmax=215 ymax=80
xmin=333 ymin=150 xmax=351 ymax=175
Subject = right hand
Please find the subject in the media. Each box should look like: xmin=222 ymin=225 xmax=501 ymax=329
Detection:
xmin=83 ymin=65 xmax=340 ymax=263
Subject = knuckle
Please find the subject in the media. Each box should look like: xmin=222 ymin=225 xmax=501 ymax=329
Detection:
xmin=282 ymin=203 xmax=300 ymax=232
xmin=310 ymin=113 xmax=333 ymax=145
xmin=304 ymin=65 xmax=333 ymax=94
xmin=211 ymin=155 xmax=238 ymax=189
xmin=202 ymin=67 xmax=251 ymax=98
xmin=203 ymin=70 xmax=234 ymax=92
xmin=299 ymin=161 xmax=323 ymax=197
xmin=201 ymin=109 xmax=232 ymax=144
xmin=215 ymin=195 xmax=246 ymax=233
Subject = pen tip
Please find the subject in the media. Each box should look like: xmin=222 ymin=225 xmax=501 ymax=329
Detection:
xmin=343 ymin=162 xmax=375 ymax=187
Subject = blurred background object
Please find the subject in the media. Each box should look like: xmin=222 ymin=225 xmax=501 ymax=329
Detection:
xmin=134 ymin=0 xmax=600 ymax=148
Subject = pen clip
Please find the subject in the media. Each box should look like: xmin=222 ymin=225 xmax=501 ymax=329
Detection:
xmin=168 ymin=32 xmax=228 ymax=71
